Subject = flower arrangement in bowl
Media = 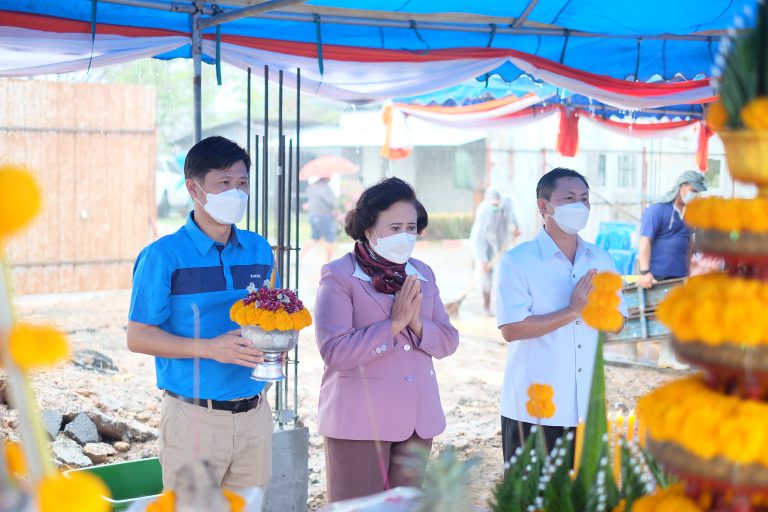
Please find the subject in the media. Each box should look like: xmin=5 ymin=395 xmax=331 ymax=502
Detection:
xmin=707 ymin=0 xmax=768 ymax=195
xmin=230 ymin=283 xmax=312 ymax=381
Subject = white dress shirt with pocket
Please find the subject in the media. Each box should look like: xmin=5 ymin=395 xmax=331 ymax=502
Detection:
xmin=496 ymin=229 xmax=627 ymax=427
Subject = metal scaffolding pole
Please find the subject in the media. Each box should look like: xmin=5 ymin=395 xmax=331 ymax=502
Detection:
xmin=191 ymin=1 xmax=203 ymax=143
xmin=198 ymin=0 xmax=307 ymax=29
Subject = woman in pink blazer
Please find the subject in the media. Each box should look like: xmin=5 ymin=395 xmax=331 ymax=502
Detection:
xmin=314 ymin=177 xmax=460 ymax=503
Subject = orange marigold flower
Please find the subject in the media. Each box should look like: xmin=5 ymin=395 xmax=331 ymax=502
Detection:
xmin=526 ymin=383 xmax=555 ymax=419
xmin=145 ymin=490 xmax=175 ymax=512
xmin=9 ymin=323 xmax=69 ymax=371
xmin=38 ymin=471 xmax=110 ymax=512
xmin=260 ymin=314 xmax=276 ymax=331
xmin=223 ymin=489 xmax=246 ymax=512
xmin=246 ymin=308 xmax=260 ymax=325
xmin=0 ymin=164 xmax=42 ymax=239
xmin=273 ymin=310 xmax=292 ymax=331
xmin=592 ymin=272 xmax=623 ymax=292
xmin=706 ymin=100 xmax=728 ymax=132
xmin=527 ymin=383 xmax=554 ymax=401
xmin=741 ymin=97 xmax=768 ymax=131
xmin=230 ymin=301 xmax=245 ymax=320
xmin=4 ymin=441 xmax=26 ymax=477
xmin=589 ymin=290 xmax=621 ymax=310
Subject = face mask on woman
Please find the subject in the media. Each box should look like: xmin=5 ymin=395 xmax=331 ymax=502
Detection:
xmin=545 ymin=201 xmax=590 ymax=235
xmin=369 ymin=231 xmax=417 ymax=264
xmin=194 ymin=180 xmax=248 ymax=225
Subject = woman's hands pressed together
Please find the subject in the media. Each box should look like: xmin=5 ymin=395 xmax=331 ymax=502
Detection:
xmin=391 ymin=275 xmax=422 ymax=337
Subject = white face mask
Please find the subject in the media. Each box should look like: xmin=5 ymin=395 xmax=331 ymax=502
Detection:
xmin=369 ymin=231 xmax=417 ymax=264
xmin=545 ymin=200 xmax=590 ymax=235
xmin=194 ymin=180 xmax=248 ymax=225
xmin=682 ymin=191 xmax=698 ymax=205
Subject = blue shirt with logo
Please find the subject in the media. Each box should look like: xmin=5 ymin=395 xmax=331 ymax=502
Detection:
xmin=639 ymin=202 xmax=690 ymax=278
xmin=129 ymin=212 xmax=276 ymax=400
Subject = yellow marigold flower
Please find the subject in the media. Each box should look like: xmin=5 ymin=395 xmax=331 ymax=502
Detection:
xmin=246 ymin=308 xmax=260 ymax=325
xmin=274 ymin=310 xmax=292 ymax=331
xmin=706 ymin=100 xmax=728 ymax=132
xmin=230 ymin=301 xmax=245 ymax=321
xmin=592 ymin=272 xmax=623 ymax=292
xmin=38 ymin=471 xmax=110 ymax=512
xmin=582 ymin=305 xmax=623 ymax=332
xmin=4 ymin=441 xmax=25 ymax=477
xmin=9 ymin=323 xmax=69 ymax=371
xmin=588 ymin=290 xmax=620 ymax=310
xmin=0 ymin=164 xmax=42 ymax=239
xmin=223 ymin=489 xmax=246 ymax=512
xmin=656 ymin=495 xmax=704 ymax=512
xmin=527 ymin=383 xmax=554 ymax=401
xmin=741 ymin=97 xmax=768 ymax=131
xmin=525 ymin=383 xmax=555 ymax=419
xmin=611 ymin=499 xmax=626 ymax=512
xmin=719 ymin=417 xmax=765 ymax=464
xmin=260 ymin=313 xmax=276 ymax=331
xmin=291 ymin=309 xmax=312 ymax=330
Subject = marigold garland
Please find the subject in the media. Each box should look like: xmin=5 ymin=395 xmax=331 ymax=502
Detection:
xmin=657 ymin=273 xmax=768 ymax=346
xmin=684 ymin=197 xmax=768 ymax=233
xmin=8 ymin=323 xmax=70 ymax=371
xmin=581 ymin=272 xmax=624 ymax=332
xmin=525 ymin=383 xmax=556 ymax=419
xmin=0 ymin=164 xmax=42 ymax=239
xmin=38 ymin=471 xmax=111 ymax=512
xmin=637 ymin=376 xmax=768 ymax=466
xmin=146 ymin=489 xmax=245 ymax=512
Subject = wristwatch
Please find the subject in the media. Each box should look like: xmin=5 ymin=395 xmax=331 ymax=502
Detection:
xmin=639 ymin=270 xmax=651 ymax=275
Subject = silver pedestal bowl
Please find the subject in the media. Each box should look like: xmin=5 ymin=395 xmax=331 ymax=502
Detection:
xmin=240 ymin=325 xmax=299 ymax=381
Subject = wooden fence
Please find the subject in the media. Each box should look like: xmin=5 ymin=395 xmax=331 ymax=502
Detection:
xmin=0 ymin=79 xmax=156 ymax=295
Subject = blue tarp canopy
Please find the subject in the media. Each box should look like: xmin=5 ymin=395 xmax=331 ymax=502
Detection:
xmin=0 ymin=1 xmax=757 ymax=105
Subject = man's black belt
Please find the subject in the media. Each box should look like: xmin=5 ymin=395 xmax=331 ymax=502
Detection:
xmin=165 ymin=390 xmax=263 ymax=414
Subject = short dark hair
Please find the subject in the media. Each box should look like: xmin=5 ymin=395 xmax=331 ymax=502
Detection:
xmin=184 ymin=136 xmax=251 ymax=181
xmin=345 ymin=177 xmax=428 ymax=242
xmin=536 ymin=167 xmax=589 ymax=201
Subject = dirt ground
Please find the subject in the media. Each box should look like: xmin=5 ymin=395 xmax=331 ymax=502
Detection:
xmin=4 ymin=237 xmax=682 ymax=510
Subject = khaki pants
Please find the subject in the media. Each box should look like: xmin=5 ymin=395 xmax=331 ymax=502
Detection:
xmin=159 ymin=393 xmax=273 ymax=491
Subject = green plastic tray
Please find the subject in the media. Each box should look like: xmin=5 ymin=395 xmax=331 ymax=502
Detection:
xmin=65 ymin=457 xmax=163 ymax=511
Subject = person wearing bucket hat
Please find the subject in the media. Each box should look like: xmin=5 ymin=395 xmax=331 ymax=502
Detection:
xmin=637 ymin=170 xmax=707 ymax=290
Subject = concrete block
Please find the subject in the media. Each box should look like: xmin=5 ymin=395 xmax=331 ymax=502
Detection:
xmin=264 ymin=426 xmax=309 ymax=512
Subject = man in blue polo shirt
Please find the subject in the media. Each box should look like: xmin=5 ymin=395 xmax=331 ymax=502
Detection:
xmin=127 ymin=136 xmax=275 ymax=491
xmin=637 ymin=170 xmax=708 ymax=288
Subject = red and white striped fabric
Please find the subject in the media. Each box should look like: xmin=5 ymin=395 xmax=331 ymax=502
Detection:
xmin=0 ymin=10 xmax=716 ymax=108
xmin=579 ymin=111 xmax=699 ymax=138
xmin=381 ymin=98 xmax=712 ymax=166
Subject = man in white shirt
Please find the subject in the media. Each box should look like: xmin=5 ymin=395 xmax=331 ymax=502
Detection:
xmin=496 ymin=168 xmax=627 ymax=463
